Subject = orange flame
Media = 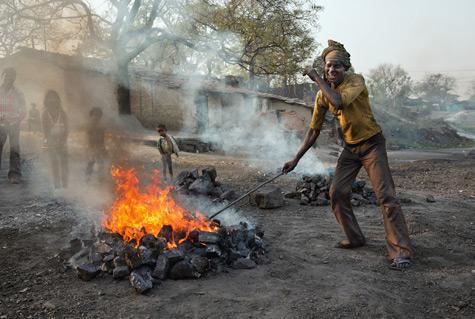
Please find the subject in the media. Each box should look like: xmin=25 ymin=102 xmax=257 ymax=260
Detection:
xmin=103 ymin=167 xmax=214 ymax=246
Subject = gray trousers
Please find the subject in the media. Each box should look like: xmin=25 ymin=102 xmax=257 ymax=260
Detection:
xmin=161 ymin=154 xmax=173 ymax=180
xmin=329 ymin=133 xmax=413 ymax=260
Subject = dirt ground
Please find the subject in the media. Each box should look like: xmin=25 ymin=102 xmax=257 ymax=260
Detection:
xmin=0 ymin=138 xmax=474 ymax=319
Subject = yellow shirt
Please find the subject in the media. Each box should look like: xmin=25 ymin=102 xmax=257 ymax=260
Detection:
xmin=310 ymin=74 xmax=381 ymax=144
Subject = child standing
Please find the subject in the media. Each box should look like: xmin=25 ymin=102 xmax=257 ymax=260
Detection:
xmin=85 ymin=107 xmax=106 ymax=182
xmin=42 ymin=90 xmax=68 ymax=189
xmin=156 ymin=124 xmax=179 ymax=183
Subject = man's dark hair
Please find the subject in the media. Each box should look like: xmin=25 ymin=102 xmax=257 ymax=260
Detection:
xmin=89 ymin=107 xmax=103 ymax=117
xmin=157 ymin=124 xmax=167 ymax=130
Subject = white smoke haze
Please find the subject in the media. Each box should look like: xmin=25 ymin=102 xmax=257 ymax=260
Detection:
xmin=201 ymin=98 xmax=327 ymax=176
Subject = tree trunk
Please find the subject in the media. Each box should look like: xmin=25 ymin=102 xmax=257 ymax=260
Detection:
xmin=116 ymin=64 xmax=131 ymax=114
xmin=249 ymin=60 xmax=255 ymax=90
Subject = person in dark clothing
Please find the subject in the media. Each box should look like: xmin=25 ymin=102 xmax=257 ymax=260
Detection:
xmin=0 ymin=68 xmax=26 ymax=183
xmin=85 ymin=107 xmax=106 ymax=181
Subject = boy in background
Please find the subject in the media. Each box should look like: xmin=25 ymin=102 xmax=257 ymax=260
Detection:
xmin=156 ymin=124 xmax=179 ymax=183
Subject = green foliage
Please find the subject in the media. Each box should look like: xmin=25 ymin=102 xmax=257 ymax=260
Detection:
xmin=190 ymin=0 xmax=321 ymax=85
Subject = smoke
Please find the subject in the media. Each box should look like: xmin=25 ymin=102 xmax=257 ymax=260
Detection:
xmin=200 ymin=98 xmax=326 ymax=176
xmin=177 ymin=193 xmax=252 ymax=227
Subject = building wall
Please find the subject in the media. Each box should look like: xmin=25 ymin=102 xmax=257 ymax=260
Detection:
xmin=1 ymin=53 xmax=318 ymax=136
xmin=130 ymin=76 xmax=199 ymax=132
xmin=207 ymin=93 xmax=223 ymax=129
xmin=266 ymin=99 xmax=313 ymax=126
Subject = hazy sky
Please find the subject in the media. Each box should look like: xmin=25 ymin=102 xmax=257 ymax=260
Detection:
xmin=88 ymin=0 xmax=474 ymax=96
xmin=316 ymin=0 xmax=475 ymax=96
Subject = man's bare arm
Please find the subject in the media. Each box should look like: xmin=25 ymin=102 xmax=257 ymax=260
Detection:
xmin=282 ymin=128 xmax=318 ymax=173
xmin=304 ymin=68 xmax=343 ymax=108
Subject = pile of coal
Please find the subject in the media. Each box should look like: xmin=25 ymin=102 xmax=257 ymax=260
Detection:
xmin=174 ymin=166 xmax=236 ymax=201
xmin=71 ymin=222 xmax=265 ymax=294
xmin=286 ymin=173 xmax=377 ymax=206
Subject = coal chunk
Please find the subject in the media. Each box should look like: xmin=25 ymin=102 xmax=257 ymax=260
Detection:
xmin=284 ymin=191 xmax=301 ymax=199
xmin=89 ymin=252 xmax=103 ymax=265
xmin=191 ymin=256 xmax=210 ymax=274
xmin=232 ymin=258 xmax=256 ymax=269
xmin=157 ymin=225 xmax=174 ymax=243
xmin=129 ymin=267 xmax=153 ymax=294
xmin=352 ymin=180 xmax=366 ymax=192
xmin=152 ymin=255 xmax=170 ymax=280
xmin=77 ymin=263 xmax=101 ymax=281
xmin=69 ymin=238 xmax=82 ymax=254
xmin=113 ymin=256 xmax=127 ymax=268
xmin=190 ymin=169 xmax=199 ymax=179
xmin=124 ymin=247 xmax=143 ymax=269
xmin=93 ymin=242 xmax=113 ymax=254
xmin=198 ymin=231 xmax=220 ymax=244
xmin=220 ymin=189 xmax=237 ymax=201
xmin=169 ymin=260 xmax=201 ymax=279
xmin=101 ymin=254 xmax=115 ymax=274
xmin=202 ymin=166 xmax=217 ymax=184
xmin=139 ymin=235 xmax=166 ymax=256
xmin=205 ymin=244 xmax=222 ymax=258
xmin=138 ymin=246 xmax=156 ymax=267
xmin=175 ymin=170 xmax=191 ymax=186
xmin=250 ymin=186 xmax=284 ymax=209
xmin=112 ymin=266 xmax=130 ymax=279
xmin=189 ymin=176 xmax=215 ymax=195
xmin=164 ymin=249 xmax=185 ymax=266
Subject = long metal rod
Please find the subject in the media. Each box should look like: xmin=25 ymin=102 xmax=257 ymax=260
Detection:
xmin=208 ymin=172 xmax=285 ymax=220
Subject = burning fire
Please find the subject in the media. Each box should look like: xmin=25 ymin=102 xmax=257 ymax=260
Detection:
xmin=103 ymin=167 xmax=215 ymax=247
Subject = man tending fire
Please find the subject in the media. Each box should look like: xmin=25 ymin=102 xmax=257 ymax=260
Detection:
xmin=283 ymin=40 xmax=413 ymax=270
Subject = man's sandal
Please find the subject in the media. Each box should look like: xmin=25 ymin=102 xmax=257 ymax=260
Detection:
xmin=389 ymin=257 xmax=412 ymax=271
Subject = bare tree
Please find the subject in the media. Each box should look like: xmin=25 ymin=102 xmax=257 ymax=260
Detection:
xmin=416 ymin=73 xmax=457 ymax=111
xmin=367 ymin=64 xmax=413 ymax=109
xmin=2 ymin=0 xmax=201 ymax=114
xmin=0 ymin=0 xmax=97 ymax=56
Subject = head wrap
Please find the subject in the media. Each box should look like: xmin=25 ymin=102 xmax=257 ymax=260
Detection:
xmin=321 ymin=40 xmax=351 ymax=70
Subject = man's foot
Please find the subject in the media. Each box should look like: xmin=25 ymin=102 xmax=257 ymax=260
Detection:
xmin=389 ymin=257 xmax=412 ymax=271
xmin=8 ymin=175 xmax=20 ymax=184
xmin=335 ymin=239 xmax=366 ymax=249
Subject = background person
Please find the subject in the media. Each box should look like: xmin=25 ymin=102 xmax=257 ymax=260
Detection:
xmin=42 ymin=90 xmax=69 ymax=189
xmin=0 ymin=67 xmax=26 ymax=184
xmin=156 ymin=124 xmax=179 ymax=183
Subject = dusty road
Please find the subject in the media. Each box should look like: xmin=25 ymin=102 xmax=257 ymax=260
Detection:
xmin=0 ymin=142 xmax=474 ymax=319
